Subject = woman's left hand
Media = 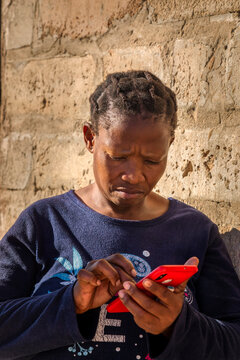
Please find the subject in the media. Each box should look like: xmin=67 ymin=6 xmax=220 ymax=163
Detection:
xmin=118 ymin=257 xmax=199 ymax=336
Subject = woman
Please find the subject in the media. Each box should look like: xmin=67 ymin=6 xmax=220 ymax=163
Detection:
xmin=0 ymin=71 xmax=240 ymax=359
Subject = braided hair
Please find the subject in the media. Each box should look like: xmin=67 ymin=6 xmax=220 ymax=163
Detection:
xmin=89 ymin=70 xmax=177 ymax=136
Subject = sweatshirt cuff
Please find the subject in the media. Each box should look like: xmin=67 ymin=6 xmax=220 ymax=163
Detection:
xmin=76 ymin=307 xmax=101 ymax=340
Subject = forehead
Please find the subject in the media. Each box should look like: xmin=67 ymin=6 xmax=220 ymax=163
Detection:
xmin=97 ymin=115 xmax=171 ymax=152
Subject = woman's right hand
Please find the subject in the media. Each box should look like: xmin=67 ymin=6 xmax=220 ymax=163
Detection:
xmin=73 ymin=253 xmax=137 ymax=314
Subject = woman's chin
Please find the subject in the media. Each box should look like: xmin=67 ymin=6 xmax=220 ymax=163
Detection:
xmin=110 ymin=191 xmax=145 ymax=207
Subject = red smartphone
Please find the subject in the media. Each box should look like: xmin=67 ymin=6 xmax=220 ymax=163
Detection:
xmin=107 ymin=264 xmax=198 ymax=313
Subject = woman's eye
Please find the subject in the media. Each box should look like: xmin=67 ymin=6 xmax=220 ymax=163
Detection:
xmin=109 ymin=156 xmax=126 ymax=161
xmin=145 ymin=160 xmax=160 ymax=165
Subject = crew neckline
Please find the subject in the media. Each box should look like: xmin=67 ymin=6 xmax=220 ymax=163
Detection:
xmin=66 ymin=190 xmax=177 ymax=226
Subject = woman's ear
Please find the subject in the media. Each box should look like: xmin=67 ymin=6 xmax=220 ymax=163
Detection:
xmin=83 ymin=123 xmax=95 ymax=153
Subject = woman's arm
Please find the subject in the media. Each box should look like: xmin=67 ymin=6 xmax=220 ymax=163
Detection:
xmin=147 ymin=225 xmax=240 ymax=359
xmin=0 ymin=285 xmax=84 ymax=359
xmin=0 ymin=209 xmax=136 ymax=359
xmin=0 ymin=211 xmax=85 ymax=359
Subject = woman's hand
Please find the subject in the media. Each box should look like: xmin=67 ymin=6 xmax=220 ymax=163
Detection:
xmin=73 ymin=253 xmax=137 ymax=314
xmin=117 ymin=257 xmax=199 ymax=336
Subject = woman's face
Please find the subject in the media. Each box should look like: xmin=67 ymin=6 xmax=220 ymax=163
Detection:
xmin=84 ymin=114 xmax=173 ymax=210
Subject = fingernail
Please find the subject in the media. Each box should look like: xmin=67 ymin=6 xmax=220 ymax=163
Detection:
xmin=131 ymin=269 xmax=137 ymax=277
xmin=116 ymin=279 xmax=121 ymax=286
xmin=143 ymin=279 xmax=152 ymax=288
xmin=167 ymin=286 xmax=175 ymax=292
xmin=118 ymin=290 xmax=125 ymax=298
xmin=123 ymin=282 xmax=131 ymax=290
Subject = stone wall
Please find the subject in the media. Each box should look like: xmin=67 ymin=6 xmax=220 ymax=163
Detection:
xmin=1 ymin=1 xmax=240 ymax=272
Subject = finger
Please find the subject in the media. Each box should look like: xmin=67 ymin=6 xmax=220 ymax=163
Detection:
xmin=121 ymin=281 xmax=169 ymax=315
xmin=74 ymin=269 xmax=100 ymax=314
xmin=142 ymin=279 xmax=176 ymax=306
xmin=118 ymin=290 xmax=164 ymax=334
xmin=175 ymin=257 xmax=199 ymax=293
xmin=86 ymin=259 xmax=121 ymax=287
xmin=118 ymin=288 xmax=158 ymax=316
xmin=173 ymin=281 xmax=188 ymax=294
xmin=106 ymin=253 xmax=137 ymax=277
xmin=112 ymin=264 xmax=137 ymax=285
xmin=140 ymin=279 xmax=185 ymax=326
xmin=119 ymin=281 xmax=184 ymax=334
xmin=118 ymin=287 xmax=168 ymax=334
xmin=77 ymin=268 xmax=101 ymax=287
xmin=184 ymin=256 xmax=199 ymax=266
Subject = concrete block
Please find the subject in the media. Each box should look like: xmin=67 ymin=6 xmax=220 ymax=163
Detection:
xmin=98 ymin=19 xmax=183 ymax=52
xmin=172 ymin=39 xmax=211 ymax=108
xmin=0 ymin=190 xmax=26 ymax=238
xmin=221 ymin=110 xmax=240 ymax=127
xmin=183 ymin=199 xmax=240 ymax=233
xmin=0 ymin=133 xmax=32 ymax=190
xmin=4 ymin=0 xmax=35 ymax=49
xmin=157 ymin=126 xmax=240 ymax=203
xmin=37 ymin=0 xmax=141 ymax=40
xmin=177 ymin=108 xmax=221 ymax=129
xmin=147 ymin=0 xmax=240 ymax=22
xmin=226 ymin=26 xmax=240 ymax=109
xmin=9 ymin=114 xmax=78 ymax=135
xmin=5 ymin=56 xmax=96 ymax=127
xmin=103 ymin=46 xmax=170 ymax=85
xmin=0 ymin=188 xmax=62 ymax=238
xmin=34 ymin=134 xmax=94 ymax=189
xmin=175 ymin=23 xmax=235 ymax=113
xmin=210 ymin=13 xmax=240 ymax=23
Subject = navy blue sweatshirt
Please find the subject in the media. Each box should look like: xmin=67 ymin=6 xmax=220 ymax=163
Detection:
xmin=0 ymin=190 xmax=240 ymax=360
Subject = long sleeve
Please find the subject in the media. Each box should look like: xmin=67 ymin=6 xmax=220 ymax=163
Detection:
xmin=147 ymin=225 xmax=240 ymax=360
xmin=0 ymin=210 xmax=96 ymax=359
xmin=1 ymin=193 xmax=240 ymax=359
xmin=0 ymin=285 xmax=83 ymax=359
xmin=148 ymin=301 xmax=240 ymax=360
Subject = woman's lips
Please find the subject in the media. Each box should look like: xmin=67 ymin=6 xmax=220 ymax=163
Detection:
xmin=114 ymin=188 xmax=144 ymax=199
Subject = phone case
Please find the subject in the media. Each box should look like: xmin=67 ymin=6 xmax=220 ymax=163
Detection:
xmin=107 ymin=264 xmax=198 ymax=313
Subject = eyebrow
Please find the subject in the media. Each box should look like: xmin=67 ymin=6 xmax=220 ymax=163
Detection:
xmin=105 ymin=149 xmax=168 ymax=160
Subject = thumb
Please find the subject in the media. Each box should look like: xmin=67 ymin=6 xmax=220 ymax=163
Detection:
xmin=174 ymin=256 xmax=199 ymax=293
xmin=184 ymin=256 xmax=199 ymax=267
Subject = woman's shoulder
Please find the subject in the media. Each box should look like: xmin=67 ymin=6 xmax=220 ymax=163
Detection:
xmin=20 ymin=191 xmax=72 ymax=219
xmin=168 ymin=197 xmax=215 ymax=228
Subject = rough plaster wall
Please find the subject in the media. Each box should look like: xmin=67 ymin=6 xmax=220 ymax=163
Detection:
xmin=0 ymin=0 xmax=240 ymax=273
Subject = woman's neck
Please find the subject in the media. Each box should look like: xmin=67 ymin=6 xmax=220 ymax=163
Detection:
xmin=74 ymin=184 xmax=169 ymax=221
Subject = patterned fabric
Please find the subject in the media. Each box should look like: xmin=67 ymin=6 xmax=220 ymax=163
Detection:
xmin=0 ymin=190 xmax=240 ymax=359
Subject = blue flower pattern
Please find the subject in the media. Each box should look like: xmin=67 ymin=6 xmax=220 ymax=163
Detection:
xmin=51 ymin=248 xmax=94 ymax=357
xmin=68 ymin=343 xmax=94 ymax=356
xmin=52 ymin=247 xmax=83 ymax=285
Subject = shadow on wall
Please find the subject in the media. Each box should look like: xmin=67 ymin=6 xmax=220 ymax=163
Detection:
xmin=221 ymin=228 xmax=240 ymax=279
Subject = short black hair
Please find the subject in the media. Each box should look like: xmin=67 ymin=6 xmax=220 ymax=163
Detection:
xmin=89 ymin=70 xmax=177 ymax=136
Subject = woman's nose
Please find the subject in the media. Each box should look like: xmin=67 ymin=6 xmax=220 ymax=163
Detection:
xmin=121 ymin=163 xmax=145 ymax=184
